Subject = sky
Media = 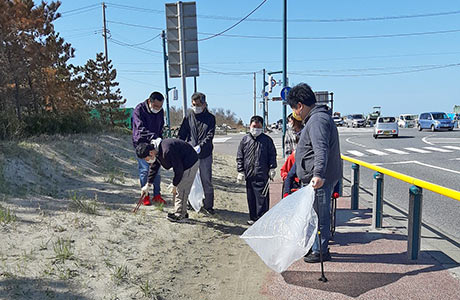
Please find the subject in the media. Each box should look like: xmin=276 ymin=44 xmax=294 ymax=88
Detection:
xmin=52 ymin=0 xmax=460 ymax=124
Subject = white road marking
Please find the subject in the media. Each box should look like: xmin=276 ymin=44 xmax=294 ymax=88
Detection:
xmin=374 ymin=160 xmax=460 ymax=175
xmin=423 ymin=147 xmax=453 ymax=153
xmin=347 ymin=150 xmax=366 ymax=157
xmin=428 ymin=138 xmax=460 ymax=143
xmin=404 ymin=147 xmax=431 ymax=153
xmin=384 ymin=148 xmax=409 ymax=155
xmin=443 ymin=146 xmax=460 ymax=151
xmin=345 ymin=137 xmax=367 ymax=148
xmin=365 ymin=149 xmax=389 ymax=156
xmin=449 ymin=158 xmax=460 ymax=161
xmin=422 ymin=135 xmax=436 ymax=145
xmin=214 ymin=137 xmax=232 ymax=143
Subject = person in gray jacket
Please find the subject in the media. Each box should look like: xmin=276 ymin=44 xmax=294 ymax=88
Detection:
xmin=287 ymin=83 xmax=342 ymax=263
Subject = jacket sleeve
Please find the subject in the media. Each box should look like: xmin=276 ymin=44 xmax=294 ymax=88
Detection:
xmin=267 ymin=137 xmax=277 ymax=169
xmin=133 ymin=108 xmax=154 ymax=144
xmin=147 ymin=160 xmax=161 ymax=184
xmin=177 ymin=116 xmax=190 ymax=141
xmin=307 ymin=116 xmax=330 ymax=179
xmin=199 ymin=114 xmax=216 ymax=148
xmin=159 ymin=110 xmax=165 ymax=138
xmin=236 ymin=137 xmax=245 ymax=173
xmin=284 ymin=163 xmax=297 ymax=195
xmin=170 ymin=153 xmax=185 ymax=186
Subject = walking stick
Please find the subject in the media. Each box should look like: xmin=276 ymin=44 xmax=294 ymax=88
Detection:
xmin=133 ymin=195 xmax=144 ymax=214
xmin=315 ymin=190 xmax=328 ymax=283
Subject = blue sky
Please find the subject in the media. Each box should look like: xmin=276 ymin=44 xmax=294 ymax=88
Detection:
xmin=53 ymin=0 xmax=460 ymax=123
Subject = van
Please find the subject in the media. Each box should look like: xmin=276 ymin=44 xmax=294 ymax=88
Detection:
xmin=417 ymin=112 xmax=454 ymax=131
xmin=398 ymin=114 xmax=417 ymax=128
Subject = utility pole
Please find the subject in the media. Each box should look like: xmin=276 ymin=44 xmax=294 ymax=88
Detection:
xmin=162 ymin=30 xmax=171 ymax=137
xmin=282 ymin=0 xmax=288 ymax=157
xmin=102 ymin=2 xmax=112 ymax=124
xmin=253 ymin=72 xmax=256 ymax=116
xmin=262 ymin=68 xmax=266 ymax=131
xmin=194 ymin=77 xmax=197 ymax=93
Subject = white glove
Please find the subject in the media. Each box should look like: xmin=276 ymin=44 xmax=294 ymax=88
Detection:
xmin=269 ymin=169 xmax=276 ymax=180
xmin=194 ymin=145 xmax=201 ymax=154
xmin=168 ymin=183 xmax=177 ymax=195
xmin=141 ymin=183 xmax=152 ymax=197
xmin=237 ymin=172 xmax=245 ymax=183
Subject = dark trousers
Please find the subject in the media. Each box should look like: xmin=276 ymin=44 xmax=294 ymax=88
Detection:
xmin=246 ymin=178 xmax=270 ymax=221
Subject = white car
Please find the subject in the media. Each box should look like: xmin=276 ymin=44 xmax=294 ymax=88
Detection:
xmin=373 ymin=117 xmax=398 ymax=138
xmin=398 ymin=114 xmax=417 ymax=128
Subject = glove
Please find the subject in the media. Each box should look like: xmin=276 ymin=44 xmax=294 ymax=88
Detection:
xmin=141 ymin=183 xmax=152 ymax=197
xmin=236 ymin=172 xmax=245 ymax=183
xmin=283 ymin=193 xmax=289 ymax=198
xmin=168 ymin=183 xmax=177 ymax=195
xmin=194 ymin=145 xmax=201 ymax=154
xmin=269 ymin=169 xmax=276 ymax=180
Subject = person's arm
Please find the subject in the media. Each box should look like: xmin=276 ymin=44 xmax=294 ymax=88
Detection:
xmin=147 ymin=160 xmax=161 ymax=184
xmin=268 ymin=137 xmax=277 ymax=169
xmin=236 ymin=138 xmax=245 ymax=173
xmin=133 ymin=108 xmax=154 ymax=143
xmin=159 ymin=110 xmax=165 ymax=138
xmin=308 ymin=116 xmax=331 ymax=179
xmin=283 ymin=164 xmax=297 ymax=197
xmin=199 ymin=115 xmax=216 ymax=148
xmin=177 ymin=115 xmax=190 ymax=141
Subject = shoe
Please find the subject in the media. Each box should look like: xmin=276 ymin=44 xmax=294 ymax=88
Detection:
xmin=167 ymin=213 xmax=189 ymax=222
xmin=142 ymin=195 xmax=152 ymax=206
xmin=153 ymin=194 xmax=166 ymax=205
xmin=303 ymin=251 xmax=331 ymax=263
xmin=247 ymin=220 xmax=255 ymax=225
xmin=200 ymin=207 xmax=215 ymax=215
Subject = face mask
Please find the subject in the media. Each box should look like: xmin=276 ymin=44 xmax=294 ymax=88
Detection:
xmin=146 ymin=157 xmax=156 ymax=164
xmin=192 ymin=106 xmax=203 ymax=114
xmin=292 ymin=110 xmax=303 ymax=121
xmin=250 ymin=127 xmax=263 ymax=137
xmin=150 ymin=105 xmax=162 ymax=114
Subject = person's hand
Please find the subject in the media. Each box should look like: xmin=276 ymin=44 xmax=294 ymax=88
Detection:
xmin=194 ymin=145 xmax=201 ymax=154
xmin=168 ymin=183 xmax=177 ymax=195
xmin=311 ymin=176 xmax=324 ymax=189
xmin=141 ymin=183 xmax=152 ymax=197
xmin=269 ymin=169 xmax=276 ymax=180
xmin=236 ymin=172 xmax=245 ymax=183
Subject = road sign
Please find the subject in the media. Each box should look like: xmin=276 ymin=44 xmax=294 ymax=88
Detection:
xmin=272 ymin=97 xmax=282 ymax=101
xmin=281 ymin=86 xmax=291 ymax=100
xmin=264 ymin=92 xmax=269 ymax=97
xmin=271 ymin=78 xmax=277 ymax=87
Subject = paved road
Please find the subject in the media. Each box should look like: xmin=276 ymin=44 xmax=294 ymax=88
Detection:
xmin=214 ymin=127 xmax=460 ymax=240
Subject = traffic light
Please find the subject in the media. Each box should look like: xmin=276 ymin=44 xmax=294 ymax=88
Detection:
xmin=268 ymin=75 xmax=273 ymax=93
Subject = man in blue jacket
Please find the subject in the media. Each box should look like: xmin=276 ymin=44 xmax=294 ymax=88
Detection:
xmin=132 ymin=92 xmax=165 ymax=206
xmin=287 ymin=83 xmax=342 ymax=263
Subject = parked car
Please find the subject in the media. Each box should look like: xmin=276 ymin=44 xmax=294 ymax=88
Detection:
xmin=398 ymin=114 xmax=417 ymax=128
xmin=345 ymin=114 xmax=366 ymax=128
xmin=373 ymin=116 xmax=398 ymax=138
xmin=417 ymin=112 xmax=455 ymax=131
xmin=332 ymin=116 xmax=344 ymax=126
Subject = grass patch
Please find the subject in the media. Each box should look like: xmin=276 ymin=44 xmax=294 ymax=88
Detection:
xmin=68 ymin=192 xmax=98 ymax=215
xmin=0 ymin=205 xmax=16 ymax=224
xmin=53 ymin=237 xmax=74 ymax=263
xmin=112 ymin=265 xmax=129 ymax=284
xmin=104 ymin=168 xmax=126 ymax=184
xmin=139 ymin=279 xmax=155 ymax=298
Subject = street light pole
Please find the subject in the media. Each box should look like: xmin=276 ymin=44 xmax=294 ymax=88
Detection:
xmin=282 ymin=0 xmax=288 ymax=158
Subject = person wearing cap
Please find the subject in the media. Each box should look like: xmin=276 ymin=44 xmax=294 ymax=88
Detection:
xmin=236 ymin=116 xmax=277 ymax=225
xmin=284 ymin=113 xmax=303 ymax=156
xmin=178 ymin=92 xmax=216 ymax=215
xmin=132 ymin=92 xmax=166 ymax=206
xmin=136 ymin=138 xmax=199 ymax=222
xmin=287 ymin=83 xmax=342 ymax=263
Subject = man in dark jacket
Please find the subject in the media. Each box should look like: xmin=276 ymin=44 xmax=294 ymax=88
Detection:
xmin=178 ymin=92 xmax=216 ymax=214
xmin=136 ymin=138 xmax=199 ymax=223
xmin=236 ymin=116 xmax=277 ymax=225
xmin=132 ymin=91 xmax=165 ymax=206
xmin=287 ymin=83 xmax=342 ymax=263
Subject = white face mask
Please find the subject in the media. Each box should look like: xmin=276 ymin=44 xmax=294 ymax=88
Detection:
xmin=150 ymin=105 xmax=162 ymax=114
xmin=146 ymin=157 xmax=156 ymax=164
xmin=192 ymin=106 xmax=204 ymax=114
xmin=250 ymin=127 xmax=263 ymax=137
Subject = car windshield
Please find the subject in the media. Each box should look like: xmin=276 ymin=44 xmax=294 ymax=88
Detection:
xmin=378 ymin=117 xmax=396 ymax=123
xmin=352 ymin=114 xmax=364 ymax=119
xmin=432 ymin=113 xmax=448 ymax=120
xmin=404 ymin=115 xmax=415 ymax=120
xmin=333 ymin=116 xmax=340 ymax=120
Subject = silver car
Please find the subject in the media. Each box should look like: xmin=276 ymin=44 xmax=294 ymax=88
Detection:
xmin=345 ymin=114 xmax=366 ymax=128
xmin=373 ymin=117 xmax=398 ymax=138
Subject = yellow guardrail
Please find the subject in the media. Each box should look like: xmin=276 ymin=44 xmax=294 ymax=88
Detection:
xmin=341 ymin=154 xmax=460 ymax=202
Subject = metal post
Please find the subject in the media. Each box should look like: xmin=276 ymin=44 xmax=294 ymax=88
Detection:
xmin=177 ymin=1 xmax=187 ymax=118
xmin=102 ymin=2 xmax=112 ymax=124
xmin=161 ymin=30 xmax=171 ymax=137
xmin=282 ymin=0 xmax=288 ymax=158
xmin=372 ymin=172 xmax=384 ymax=229
xmin=330 ymin=92 xmax=334 ymax=114
xmin=253 ymin=72 xmax=256 ymax=116
xmin=262 ymin=68 xmax=266 ymax=130
xmin=408 ymin=186 xmax=423 ymax=260
xmin=194 ymin=76 xmax=197 ymax=93
xmin=351 ymin=163 xmax=360 ymax=209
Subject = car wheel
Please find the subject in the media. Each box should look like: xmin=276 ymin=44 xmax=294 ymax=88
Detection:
xmin=449 ymin=127 xmax=453 ymax=131
xmin=417 ymin=124 xmax=422 ymax=131
xmin=373 ymin=134 xmax=377 ymax=139
xmin=393 ymin=134 xmax=398 ymax=138
xmin=431 ymin=125 xmax=435 ymax=132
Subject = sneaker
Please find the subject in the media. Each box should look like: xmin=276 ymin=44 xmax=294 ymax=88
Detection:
xmin=247 ymin=220 xmax=255 ymax=225
xmin=167 ymin=213 xmax=189 ymax=223
xmin=142 ymin=195 xmax=152 ymax=206
xmin=153 ymin=194 xmax=166 ymax=205
xmin=204 ymin=208 xmax=215 ymax=215
xmin=303 ymin=251 xmax=331 ymax=263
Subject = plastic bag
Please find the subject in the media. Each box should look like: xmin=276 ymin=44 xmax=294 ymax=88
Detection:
xmin=188 ymin=170 xmax=204 ymax=212
xmin=240 ymin=184 xmax=318 ymax=273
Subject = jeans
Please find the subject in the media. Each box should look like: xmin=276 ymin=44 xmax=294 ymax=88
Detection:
xmin=310 ymin=179 xmax=338 ymax=254
xmin=137 ymin=157 xmax=161 ymax=196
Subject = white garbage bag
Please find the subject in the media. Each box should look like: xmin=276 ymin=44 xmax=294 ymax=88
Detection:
xmin=188 ymin=170 xmax=204 ymax=212
xmin=240 ymin=184 xmax=318 ymax=273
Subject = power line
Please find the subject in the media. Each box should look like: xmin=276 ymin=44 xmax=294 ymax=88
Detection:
xmin=109 ymin=38 xmax=162 ymax=55
xmin=59 ymin=4 xmax=100 ymax=18
xmin=107 ymin=20 xmax=163 ymax=31
xmin=198 ymin=0 xmax=268 ymax=41
xmin=200 ymin=67 xmax=260 ymax=75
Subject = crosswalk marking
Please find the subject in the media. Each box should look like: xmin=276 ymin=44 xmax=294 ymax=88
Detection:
xmin=404 ymin=147 xmax=431 ymax=153
xmin=214 ymin=137 xmax=232 ymax=143
xmin=443 ymin=146 xmax=460 ymax=151
xmin=423 ymin=147 xmax=452 ymax=153
xmin=347 ymin=150 xmax=366 ymax=157
xmin=384 ymin=148 xmax=409 ymax=155
xmin=365 ymin=149 xmax=389 ymax=156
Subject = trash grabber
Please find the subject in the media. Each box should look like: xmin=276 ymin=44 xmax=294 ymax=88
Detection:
xmin=133 ymin=195 xmax=144 ymax=214
xmin=315 ymin=189 xmax=328 ymax=283
xmin=262 ymin=180 xmax=270 ymax=197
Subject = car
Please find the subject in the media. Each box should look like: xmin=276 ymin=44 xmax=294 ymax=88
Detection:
xmin=373 ymin=116 xmax=398 ymax=138
xmin=332 ymin=116 xmax=344 ymax=126
xmin=344 ymin=114 xmax=366 ymax=128
xmin=398 ymin=114 xmax=417 ymax=128
xmin=417 ymin=112 xmax=454 ymax=132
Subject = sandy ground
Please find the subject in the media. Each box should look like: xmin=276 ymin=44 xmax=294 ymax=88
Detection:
xmin=0 ymin=133 xmax=271 ymax=300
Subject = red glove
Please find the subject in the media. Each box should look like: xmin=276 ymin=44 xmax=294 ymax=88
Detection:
xmin=283 ymin=193 xmax=289 ymax=198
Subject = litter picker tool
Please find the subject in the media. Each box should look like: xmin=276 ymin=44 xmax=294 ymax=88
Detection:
xmin=132 ymin=195 xmax=144 ymax=214
xmin=262 ymin=180 xmax=270 ymax=197
xmin=315 ymin=190 xmax=328 ymax=283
